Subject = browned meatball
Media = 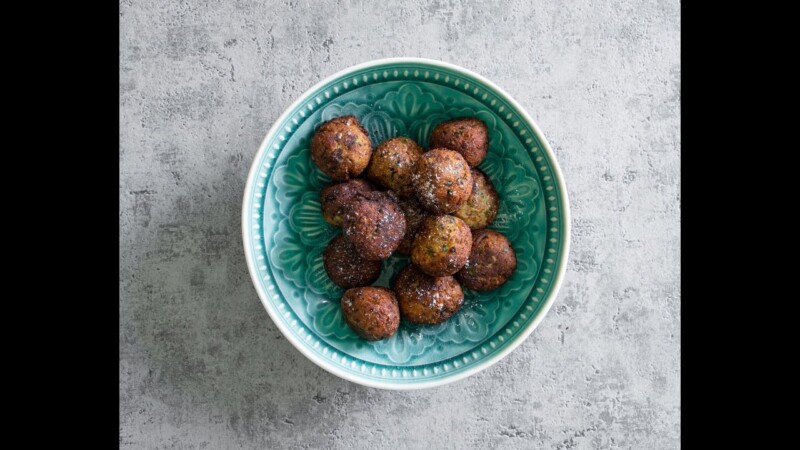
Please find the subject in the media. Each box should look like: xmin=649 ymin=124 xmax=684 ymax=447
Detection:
xmin=396 ymin=197 xmax=431 ymax=255
xmin=323 ymin=235 xmax=382 ymax=288
xmin=342 ymin=191 xmax=406 ymax=261
xmin=341 ymin=287 xmax=400 ymax=340
xmin=366 ymin=137 xmax=424 ymax=198
xmin=456 ymin=229 xmax=517 ymax=291
xmin=429 ymin=117 xmax=489 ymax=167
xmin=411 ymin=149 xmax=473 ymax=214
xmin=393 ymin=265 xmax=464 ymax=325
xmin=410 ymin=215 xmax=472 ymax=277
xmin=454 ymin=169 xmax=499 ymax=230
xmin=319 ymin=179 xmax=374 ymax=227
xmin=311 ymin=115 xmax=372 ymax=181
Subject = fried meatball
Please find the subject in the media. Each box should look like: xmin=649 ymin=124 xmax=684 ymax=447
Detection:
xmin=319 ymin=179 xmax=374 ymax=227
xmin=341 ymin=287 xmax=400 ymax=340
xmin=457 ymin=229 xmax=517 ymax=291
xmin=342 ymin=191 xmax=406 ymax=261
xmin=396 ymin=197 xmax=431 ymax=255
xmin=410 ymin=215 xmax=472 ymax=277
xmin=393 ymin=265 xmax=464 ymax=325
xmin=429 ymin=117 xmax=489 ymax=167
xmin=311 ymin=115 xmax=372 ymax=181
xmin=454 ymin=169 xmax=499 ymax=230
xmin=323 ymin=235 xmax=382 ymax=288
xmin=366 ymin=137 xmax=424 ymax=198
xmin=411 ymin=149 xmax=473 ymax=214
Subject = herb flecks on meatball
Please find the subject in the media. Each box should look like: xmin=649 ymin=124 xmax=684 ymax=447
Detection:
xmin=456 ymin=229 xmax=517 ymax=291
xmin=454 ymin=169 xmax=499 ymax=230
xmin=319 ymin=178 xmax=374 ymax=227
xmin=410 ymin=215 xmax=472 ymax=277
xmin=311 ymin=115 xmax=372 ymax=181
xmin=366 ymin=137 xmax=424 ymax=198
xmin=411 ymin=149 xmax=473 ymax=214
xmin=323 ymin=235 xmax=382 ymax=288
xmin=393 ymin=264 xmax=464 ymax=325
xmin=341 ymin=287 xmax=400 ymax=340
xmin=342 ymin=191 xmax=406 ymax=261
xmin=429 ymin=117 xmax=489 ymax=167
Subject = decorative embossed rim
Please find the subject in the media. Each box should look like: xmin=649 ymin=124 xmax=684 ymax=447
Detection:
xmin=242 ymin=58 xmax=571 ymax=390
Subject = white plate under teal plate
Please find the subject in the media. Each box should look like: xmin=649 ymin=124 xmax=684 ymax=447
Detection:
xmin=242 ymin=58 xmax=570 ymax=389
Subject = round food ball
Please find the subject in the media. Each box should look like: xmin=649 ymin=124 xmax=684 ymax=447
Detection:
xmin=410 ymin=215 xmax=472 ymax=277
xmin=366 ymin=137 xmax=424 ymax=198
xmin=429 ymin=117 xmax=489 ymax=167
xmin=396 ymin=197 xmax=431 ymax=255
xmin=341 ymin=287 xmax=400 ymax=340
xmin=311 ymin=115 xmax=372 ymax=181
xmin=319 ymin=179 xmax=374 ymax=227
xmin=456 ymin=229 xmax=517 ymax=291
xmin=342 ymin=191 xmax=406 ymax=261
xmin=393 ymin=265 xmax=464 ymax=325
xmin=411 ymin=148 xmax=473 ymax=214
xmin=454 ymin=169 xmax=499 ymax=230
xmin=323 ymin=235 xmax=382 ymax=288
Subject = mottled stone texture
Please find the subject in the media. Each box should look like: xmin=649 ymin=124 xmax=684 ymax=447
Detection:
xmin=120 ymin=0 xmax=680 ymax=448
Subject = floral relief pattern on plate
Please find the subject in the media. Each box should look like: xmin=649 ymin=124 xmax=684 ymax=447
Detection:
xmin=267 ymin=83 xmax=542 ymax=364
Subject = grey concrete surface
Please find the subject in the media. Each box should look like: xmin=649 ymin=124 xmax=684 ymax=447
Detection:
xmin=120 ymin=0 xmax=680 ymax=448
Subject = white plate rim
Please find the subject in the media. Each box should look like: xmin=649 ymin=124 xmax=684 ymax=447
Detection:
xmin=242 ymin=57 xmax=571 ymax=390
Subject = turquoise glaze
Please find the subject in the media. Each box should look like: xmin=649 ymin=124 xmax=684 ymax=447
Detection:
xmin=242 ymin=59 xmax=570 ymax=389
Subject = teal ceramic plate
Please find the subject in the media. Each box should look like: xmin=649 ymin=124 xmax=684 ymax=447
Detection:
xmin=243 ymin=58 xmax=570 ymax=389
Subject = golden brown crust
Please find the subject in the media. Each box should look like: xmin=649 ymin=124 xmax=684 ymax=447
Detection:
xmin=410 ymin=215 xmax=472 ymax=277
xmin=456 ymin=229 xmax=517 ymax=291
xmin=392 ymin=265 xmax=463 ymax=325
xmin=411 ymin=149 xmax=473 ymax=214
xmin=319 ymin=179 xmax=374 ymax=227
xmin=311 ymin=115 xmax=372 ymax=181
xmin=341 ymin=287 xmax=400 ymax=340
xmin=342 ymin=191 xmax=406 ymax=261
xmin=323 ymin=235 xmax=382 ymax=288
xmin=366 ymin=137 xmax=424 ymax=198
xmin=454 ymin=169 xmax=499 ymax=230
xmin=429 ymin=117 xmax=489 ymax=167
xmin=396 ymin=197 xmax=431 ymax=255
